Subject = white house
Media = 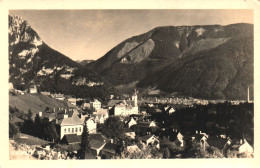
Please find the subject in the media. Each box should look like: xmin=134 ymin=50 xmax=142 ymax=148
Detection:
xmin=58 ymin=110 xmax=84 ymax=140
xmin=90 ymin=99 xmax=101 ymax=110
xmin=29 ymin=85 xmax=37 ymax=94
xmin=68 ymin=98 xmax=77 ymax=106
xmin=127 ymin=117 xmax=137 ymax=128
xmin=140 ymin=135 xmax=160 ymax=149
xmin=85 ymin=117 xmax=97 ymax=134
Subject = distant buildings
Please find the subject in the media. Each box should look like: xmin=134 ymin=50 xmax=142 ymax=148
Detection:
xmin=108 ymin=90 xmax=139 ymax=116
xmin=28 ymin=85 xmax=37 ymax=94
xmin=90 ymin=99 xmax=101 ymax=110
xmin=51 ymin=93 xmax=65 ymax=101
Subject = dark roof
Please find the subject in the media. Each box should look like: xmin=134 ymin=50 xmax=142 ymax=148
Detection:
xmin=141 ymin=135 xmax=157 ymax=141
xmin=207 ymin=137 xmax=229 ymax=149
xmin=124 ymin=128 xmax=134 ymax=133
xmin=63 ymin=134 xmax=81 ymax=144
xmin=89 ymin=133 xmax=107 ymax=142
xmin=90 ymin=140 xmax=106 ymax=149
xmin=102 ymin=143 xmax=117 ymax=154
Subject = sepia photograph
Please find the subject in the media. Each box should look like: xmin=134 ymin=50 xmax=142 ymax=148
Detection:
xmin=1 ymin=0 xmax=260 ymax=167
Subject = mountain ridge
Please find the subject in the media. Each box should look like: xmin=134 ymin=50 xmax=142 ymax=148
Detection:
xmin=89 ymin=23 xmax=253 ymax=100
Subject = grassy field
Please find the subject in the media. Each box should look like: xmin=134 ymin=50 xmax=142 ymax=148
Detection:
xmin=9 ymin=93 xmax=70 ymax=114
xmin=14 ymin=133 xmax=50 ymax=145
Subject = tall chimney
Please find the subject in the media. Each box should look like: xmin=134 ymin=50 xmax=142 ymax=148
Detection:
xmin=39 ymin=112 xmax=42 ymax=117
xmin=247 ymin=86 xmax=250 ymax=102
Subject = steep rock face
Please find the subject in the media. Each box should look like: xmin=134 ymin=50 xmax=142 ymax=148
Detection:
xmin=9 ymin=15 xmax=105 ymax=98
xmin=90 ymin=23 xmax=253 ymax=100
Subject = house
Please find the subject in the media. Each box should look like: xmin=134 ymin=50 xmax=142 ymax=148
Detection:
xmin=164 ymin=106 xmax=175 ymax=114
xmin=28 ymin=85 xmax=37 ymax=94
xmin=90 ymin=99 xmax=101 ymax=110
xmin=140 ymin=135 xmax=160 ymax=149
xmin=61 ymin=134 xmax=81 ymax=145
xmin=83 ymin=102 xmax=91 ymax=109
xmin=100 ymin=143 xmax=118 ymax=159
xmin=226 ymin=139 xmax=254 ymax=158
xmin=126 ymin=117 xmax=137 ymax=128
xmin=58 ymin=110 xmax=85 ymax=139
xmin=124 ymin=128 xmax=136 ymax=139
xmin=207 ymin=137 xmax=231 ymax=154
xmin=191 ymin=131 xmax=209 ymax=148
xmin=126 ymin=145 xmax=140 ymax=153
xmin=68 ymin=98 xmax=77 ymax=106
xmin=41 ymin=91 xmax=51 ymax=96
xmin=132 ymin=120 xmax=158 ymax=136
xmin=85 ymin=117 xmax=97 ymax=134
xmin=89 ymin=140 xmax=107 ymax=158
xmin=52 ymin=93 xmax=65 ymax=101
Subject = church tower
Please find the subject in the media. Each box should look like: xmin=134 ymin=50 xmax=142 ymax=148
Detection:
xmin=132 ymin=89 xmax=138 ymax=107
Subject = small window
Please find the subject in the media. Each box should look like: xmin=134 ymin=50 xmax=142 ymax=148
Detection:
xmin=79 ymin=127 xmax=82 ymax=132
xmin=72 ymin=128 xmax=74 ymax=133
xmin=64 ymin=128 xmax=66 ymax=133
xmin=75 ymin=128 xmax=78 ymax=132
xmin=68 ymin=128 xmax=70 ymax=133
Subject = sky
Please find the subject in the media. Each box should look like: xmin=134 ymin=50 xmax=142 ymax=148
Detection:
xmin=9 ymin=10 xmax=253 ymax=61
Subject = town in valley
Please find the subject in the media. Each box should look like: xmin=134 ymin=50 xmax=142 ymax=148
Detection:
xmin=8 ymin=10 xmax=254 ymax=160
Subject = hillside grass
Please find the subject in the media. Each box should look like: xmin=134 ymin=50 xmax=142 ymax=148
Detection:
xmin=9 ymin=93 xmax=69 ymax=114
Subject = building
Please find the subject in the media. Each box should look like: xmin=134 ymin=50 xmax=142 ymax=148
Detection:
xmin=39 ymin=109 xmax=96 ymax=140
xmin=124 ymin=128 xmax=136 ymax=139
xmin=57 ymin=110 xmax=85 ymax=140
xmin=90 ymin=140 xmax=107 ymax=159
xmin=226 ymin=139 xmax=254 ymax=158
xmin=41 ymin=91 xmax=51 ymax=96
xmin=140 ymin=135 xmax=160 ymax=149
xmin=100 ymin=143 xmax=118 ymax=159
xmin=29 ymin=85 xmax=37 ymax=94
xmin=164 ymin=106 xmax=176 ymax=114
xmin=90 ymin=99 xmax=101 ymax=110
xmin=108 ymin=90 xmax=139 ymax=116
xmin=9 ymin=82 xmax=14 ymax=90
xmin=92 ymin=109 xmax=109 ymax=124
xmin=52 ymin=93 xmax=65 ymax=101
xmin=85 ymin=117 xmax=97 ymax=134
xmin=68 ymin=98 xmax=77 ymax=106
xmin=126 ymin=117 xmax=137 ymax=128
xmin=61 ymin=134 xmax=81 ymax=145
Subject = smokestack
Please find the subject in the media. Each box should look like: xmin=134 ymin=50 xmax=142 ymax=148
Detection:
xmin=247 ymin=86 xmax=250 ymax=102
xmin=64 ymin=114 xmax=68 ymax=119
xmin=39 ymin=112 xmax=42 ymax=117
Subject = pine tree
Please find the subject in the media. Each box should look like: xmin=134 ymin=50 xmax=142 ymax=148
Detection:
xmin=27 ymin=109 xmax=33 ymax=121
xmin=80 ymin=124 xmax=90 ymax=159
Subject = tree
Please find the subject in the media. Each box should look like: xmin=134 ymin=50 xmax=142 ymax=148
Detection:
xmin=101 ymin=116 xmax=124 ymax=143
xmin=9 ymin=122 xmax=19 ymax=138
xmin=162 ymin=147 xmax=171 ymax=158
xmin=27 ymin=109 xmax=33 ymax=121
xmin=44 ymin=122 xmax=58 ymax=142
xmin=80 ymin=124 xmax=90 ymax=159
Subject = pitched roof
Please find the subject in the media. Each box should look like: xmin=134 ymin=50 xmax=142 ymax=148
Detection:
xmin=102 ymin=143 xmax=117 ymax=154
xmin=89 ymin=133 xmax=107 ymax=142
xmin=207 ymin=137 xmax=229 ymax=149
xmin=60 ymin=111 xmax=84 ymax=126
xmin=124 ymin=128 xmax=134 ymax=133
xmin=141 ymin=135 xmax=156 ymax=141
xmin=90 ymin=140 xmax=106 ymax=150
xmin=63 ymin=134 xmax=81 ymax=144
